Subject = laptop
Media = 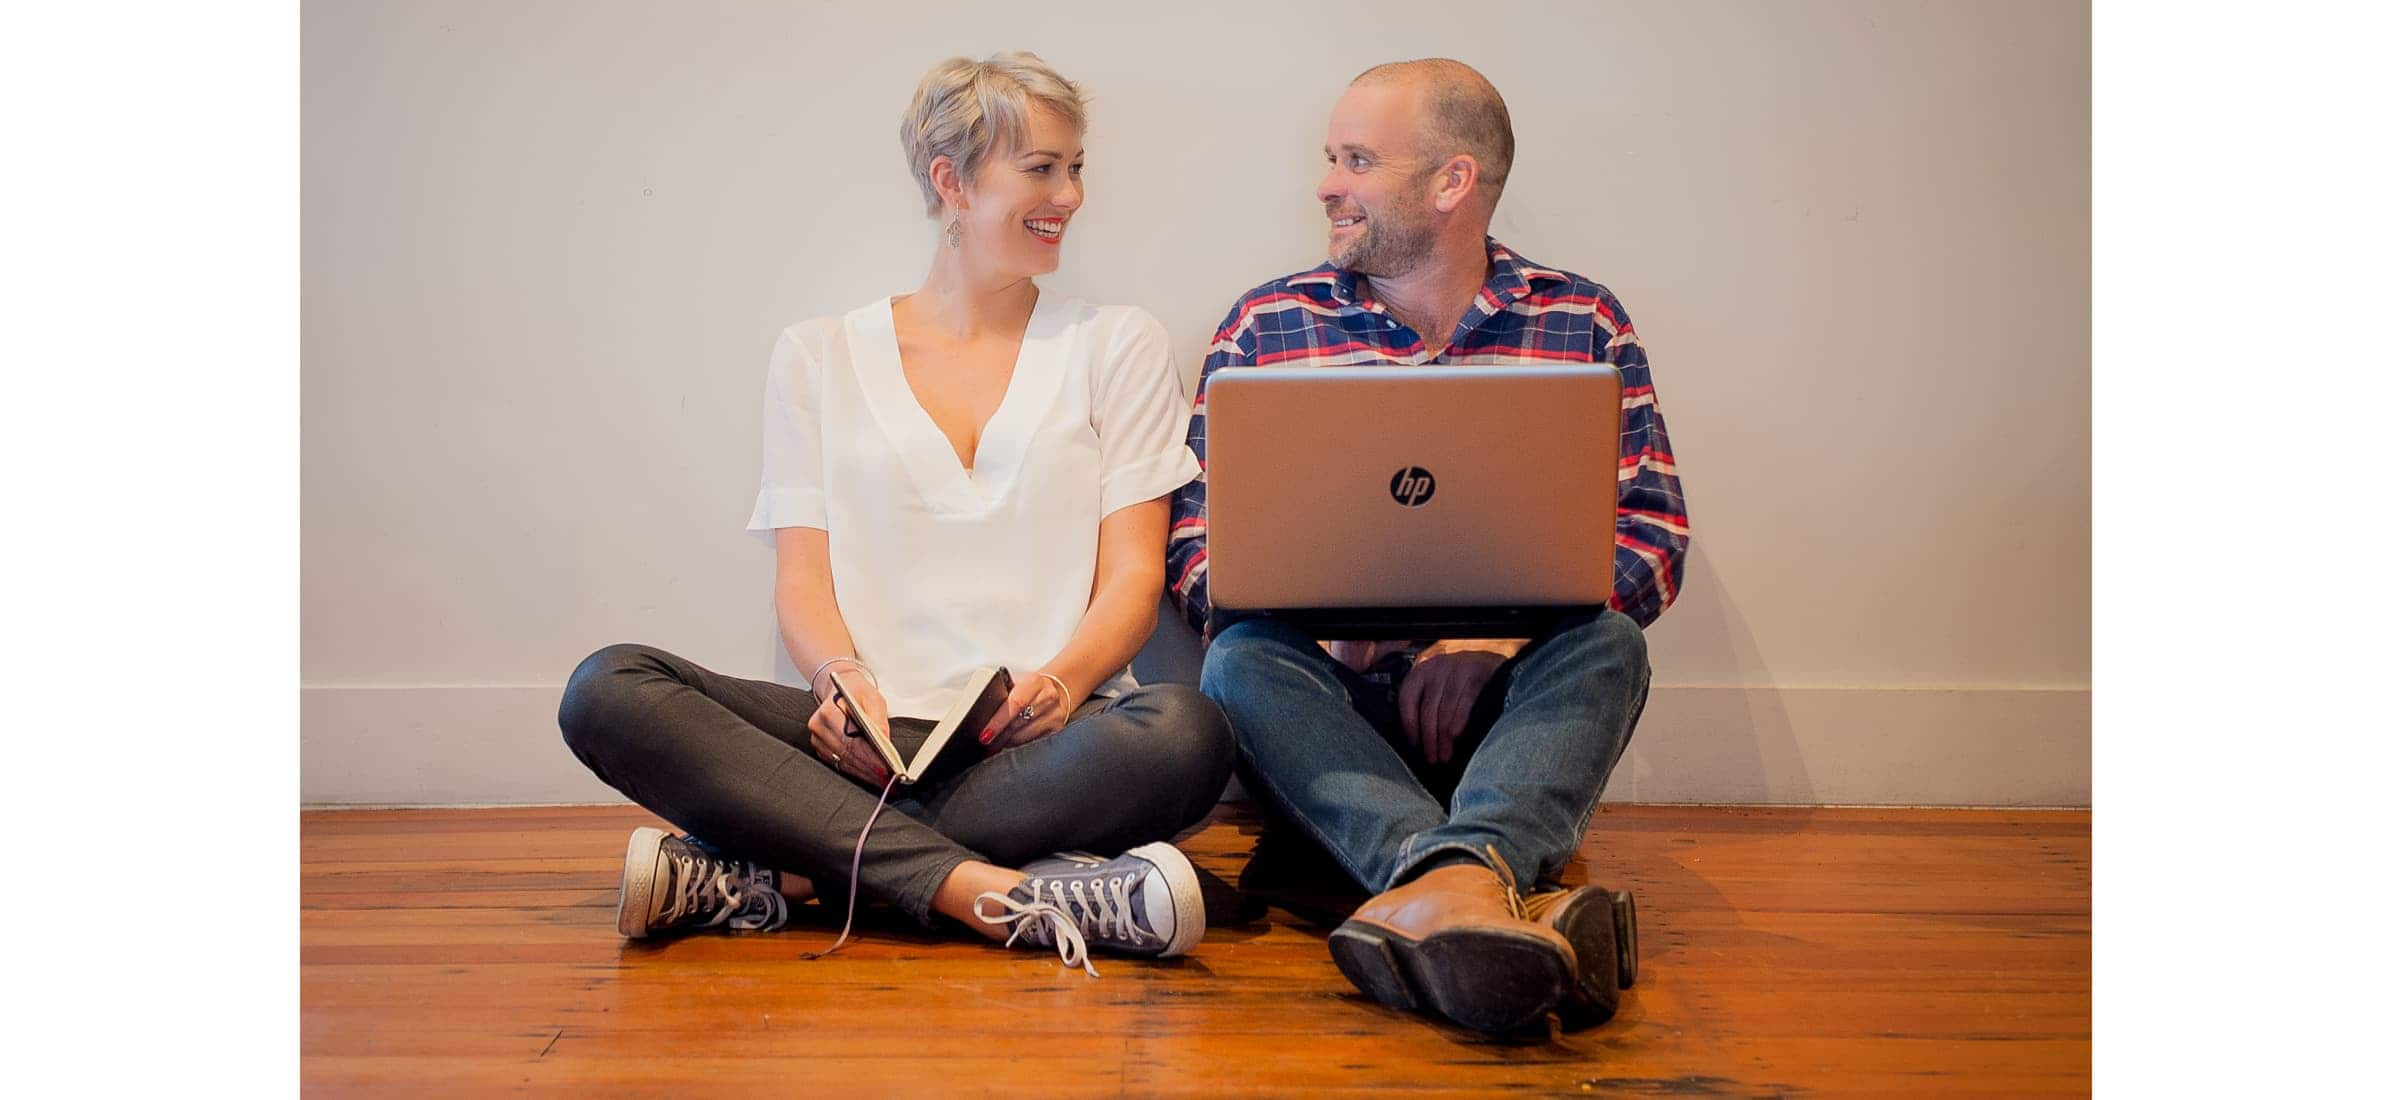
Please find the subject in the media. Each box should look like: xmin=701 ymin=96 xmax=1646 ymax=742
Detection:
xmin=1202 ymin=364 xmax=1621 ymax=639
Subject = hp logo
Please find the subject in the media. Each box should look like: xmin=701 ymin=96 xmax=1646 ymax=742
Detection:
xmin=1389 ymin=466 xmax=1436 ymax=507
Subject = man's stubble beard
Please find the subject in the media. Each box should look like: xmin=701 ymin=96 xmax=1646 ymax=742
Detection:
xmin=1333 ymin=175 xmax=1438 ymax=278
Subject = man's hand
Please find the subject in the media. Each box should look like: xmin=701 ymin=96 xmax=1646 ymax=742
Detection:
xmin=1326 ymin=639 xmax=1408 ymax=673
xmin=1398 ymin=639 xmax=1526 ymax=765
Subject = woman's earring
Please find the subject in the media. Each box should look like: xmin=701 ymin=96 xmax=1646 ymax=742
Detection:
xmin=944 ymin=215 xmax=963 ymax=250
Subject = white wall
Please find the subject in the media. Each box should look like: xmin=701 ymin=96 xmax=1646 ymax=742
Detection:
xmin=302 ymin=0 xmax=2089 ymax=806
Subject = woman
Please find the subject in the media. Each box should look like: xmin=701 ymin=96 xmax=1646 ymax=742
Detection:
xmin=558 ymin=52 xmax=1232 ymax=974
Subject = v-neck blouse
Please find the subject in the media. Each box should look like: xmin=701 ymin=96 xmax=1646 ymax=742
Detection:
xmin=746 ymin=296 xmax=1202 ymax=719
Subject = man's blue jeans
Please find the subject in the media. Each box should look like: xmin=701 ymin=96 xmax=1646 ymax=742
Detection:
xmin=1200 ymin=610 xmax=1650 ymax=894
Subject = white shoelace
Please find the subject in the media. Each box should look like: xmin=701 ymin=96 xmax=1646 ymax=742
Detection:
xmin=663 ymin=849 xmax=789 ymax=933
xmin=971 ymin=873 xmax=1144 ymax=978
xmin=973 ymin=891 xmax=1098 ymax=977
xmin=1065 ymin=875 xmax=1143 ymax=944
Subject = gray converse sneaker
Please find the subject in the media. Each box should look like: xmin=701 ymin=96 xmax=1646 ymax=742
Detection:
xmin=971 ymin=842 xmax=1206 ymax=976
xmin=618 ymin=827 xmax=789 ymax=939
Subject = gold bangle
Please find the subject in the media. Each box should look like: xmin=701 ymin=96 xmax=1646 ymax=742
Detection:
xmin=1036 ymin=672 xmax=1073 ymax=719
xmin=810 ymin=656 xmax=874 ymax=694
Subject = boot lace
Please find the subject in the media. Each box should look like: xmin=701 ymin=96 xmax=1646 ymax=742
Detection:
xmin=1482 ymin=844 xmax=1528 ymax=921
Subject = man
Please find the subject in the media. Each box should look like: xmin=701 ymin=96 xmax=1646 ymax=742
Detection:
xmin=1168 ymin=59 xmax=1690 ymax=1034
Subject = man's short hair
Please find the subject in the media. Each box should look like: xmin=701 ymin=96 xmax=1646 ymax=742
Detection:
xmin=900 ymin=51 xmax=1088 ymax=218
xmin=1352 ymin=58 xmax=1515 ymax=201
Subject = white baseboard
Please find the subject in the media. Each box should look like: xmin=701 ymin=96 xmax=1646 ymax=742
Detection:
xmin=1619 ymin=683 xmax=2087 ymax=806
xmin=301 ymin=682 xmax=2087 ymax=808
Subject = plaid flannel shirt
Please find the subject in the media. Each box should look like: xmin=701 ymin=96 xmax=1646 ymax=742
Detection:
xmin=1166 ymin=237 xmax=1690 ymax=637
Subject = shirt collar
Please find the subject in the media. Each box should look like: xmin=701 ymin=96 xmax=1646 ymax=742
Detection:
xmin=1289 ymin=237 xmax=1568 ymax=310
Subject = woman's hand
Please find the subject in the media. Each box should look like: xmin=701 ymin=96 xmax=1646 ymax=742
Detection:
xmin=808 ymin=670 xmax=894 ymax=785
xmin=981 ymin=671 xmax=1074 ymax=749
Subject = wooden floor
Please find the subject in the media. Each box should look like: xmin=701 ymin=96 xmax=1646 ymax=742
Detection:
xmin=302 ymin=802 xmax=2089 ymax=1097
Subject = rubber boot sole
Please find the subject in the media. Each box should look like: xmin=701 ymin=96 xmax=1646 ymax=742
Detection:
xmin=1327 ymin=921 xmax=1574 ymax=1033
xmin=1542 ymin=887 xmax=1640 ymax=1029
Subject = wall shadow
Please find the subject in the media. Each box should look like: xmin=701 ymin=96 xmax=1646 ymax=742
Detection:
xmin=1633 ymin=541 xmax=1816 ymax=815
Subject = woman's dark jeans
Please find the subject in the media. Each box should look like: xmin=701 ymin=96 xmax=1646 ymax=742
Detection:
xmin=559 ymin=643 xmax=1234 ymax=925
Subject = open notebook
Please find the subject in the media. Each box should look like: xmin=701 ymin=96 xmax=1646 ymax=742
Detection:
xmin=826 ymin=666 xmax=1016 ymax=785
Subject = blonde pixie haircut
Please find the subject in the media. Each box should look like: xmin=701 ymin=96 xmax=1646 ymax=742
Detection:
xmin=900 ymin=51 xmax=1089 ymax=218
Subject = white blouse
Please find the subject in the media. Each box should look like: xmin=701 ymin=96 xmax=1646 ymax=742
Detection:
xmin=745 ymin=294 xmax=1203 ymax=720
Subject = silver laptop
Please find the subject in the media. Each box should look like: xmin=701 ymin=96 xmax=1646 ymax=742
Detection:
xmin=1202 ymin=364 xmax=1622 ymax=639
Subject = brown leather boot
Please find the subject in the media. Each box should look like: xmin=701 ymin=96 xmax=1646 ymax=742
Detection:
xmin=1522 ymin=883 xmax=1638 ymax=1029
xmin=1326 ymin=846 xmax=1576 ymax=1033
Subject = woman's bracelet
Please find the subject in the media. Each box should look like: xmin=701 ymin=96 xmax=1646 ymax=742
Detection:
xmin=810 ymin=656 xmax=875 ymax=694
xmin=1036 ymin=672 xmax=1073 ymax=719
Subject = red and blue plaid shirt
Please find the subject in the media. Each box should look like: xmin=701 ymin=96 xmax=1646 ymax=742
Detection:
xmin=1166 ymin=237 xmax=1691 ymax=634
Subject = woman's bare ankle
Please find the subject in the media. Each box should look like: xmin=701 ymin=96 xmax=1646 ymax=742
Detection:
xmin=776 ymin=872 xmax=817 ymax=905
xmin=931 ymin=860 xmax=1029 ymax=941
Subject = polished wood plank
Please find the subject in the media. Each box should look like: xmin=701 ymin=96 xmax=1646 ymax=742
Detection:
xmin=302 ymin=803 xmax=2089 ymax=1097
